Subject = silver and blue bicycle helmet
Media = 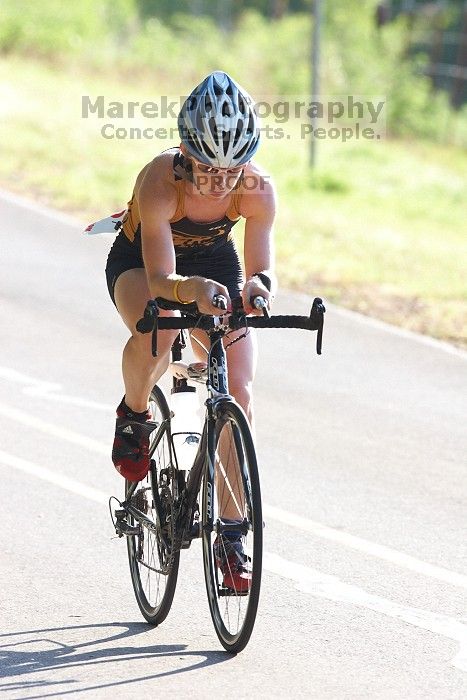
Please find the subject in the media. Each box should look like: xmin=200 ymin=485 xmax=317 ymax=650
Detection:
xmin=178 ymin=71 xmax=260 ymax=168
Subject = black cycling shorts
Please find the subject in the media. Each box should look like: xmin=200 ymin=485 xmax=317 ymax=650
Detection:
xmin=105 ymin=230 xmax=244 ymax=307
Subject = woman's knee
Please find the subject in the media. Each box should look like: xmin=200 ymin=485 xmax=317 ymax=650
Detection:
xmin=114 ymin=270 xmax=151 ymax=330
xmin=128 ymin=329 xmax=175 ymax=369
xmin=229 ymin=379 xmax=254 ymax=416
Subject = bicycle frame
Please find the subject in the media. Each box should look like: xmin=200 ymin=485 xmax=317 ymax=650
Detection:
xmin=117 ymin=318 xmax=238 ymax=554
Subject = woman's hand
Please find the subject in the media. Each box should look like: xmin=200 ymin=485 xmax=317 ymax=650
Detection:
xmin=178 ymin=276 xmax=231 ymax=315
xmin=242 ymin=276 xmax=273 ymax=315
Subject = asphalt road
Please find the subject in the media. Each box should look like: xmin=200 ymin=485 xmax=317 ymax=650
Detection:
xmin=1 ymin=189 xmax=466 ymax=699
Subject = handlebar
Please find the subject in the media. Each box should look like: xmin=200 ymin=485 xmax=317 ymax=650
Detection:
xmin=136 ymin=296 xmax=325 ymax=356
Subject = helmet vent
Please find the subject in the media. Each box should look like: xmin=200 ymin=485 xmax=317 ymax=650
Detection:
xmin=195 ymin=109 xmax=205 ymax=132
xmin=208 ymin=116 xmax=218 ymax=139
xmin=187 ymin=133 xmax=202 ymax=154
xmin=233 ymin=123 xmax=242 ymax=147
xmin=201 ymin=140 xmax=215 ymax=159
xmin=238 ymin=95 xmax=247 ymax=115
xmin=235 ymin=141 xmax=249 ymax=160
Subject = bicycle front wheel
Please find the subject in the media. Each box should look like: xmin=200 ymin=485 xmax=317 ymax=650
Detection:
xmin=126 ymin=385 xmax=180 ymax=625
xmin=202 ymin=400 xmax=262 ymax=653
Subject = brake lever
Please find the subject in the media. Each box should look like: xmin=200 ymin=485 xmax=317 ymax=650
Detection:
xmin=135 ymin=300 xmax=159 ymax=356
xmin=136 ymin=300 xmax=158 ymax=333
xmin=310 ymin=297 xmax=326 ymax=355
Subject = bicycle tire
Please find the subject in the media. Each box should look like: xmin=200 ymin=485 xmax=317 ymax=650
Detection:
xmin=126 ymin=385 xmax=180 ymax=625
xmin=202 ymin=400 xmax=262 ymax=653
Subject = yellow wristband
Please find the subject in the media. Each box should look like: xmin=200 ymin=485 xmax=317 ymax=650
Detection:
xmin=173 ymin=278 xmax=190 ymax=304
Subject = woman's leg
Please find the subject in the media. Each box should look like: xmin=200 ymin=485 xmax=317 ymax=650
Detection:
xmin=223 ymin=328 xmax=258 ymax=430
xmin=111 ymin=268 xmax=178 ymax=481
xmin=114 ymin=268 xmax=178 ymax=412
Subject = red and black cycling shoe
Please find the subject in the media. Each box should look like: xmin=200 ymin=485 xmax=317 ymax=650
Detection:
xmin=213 ymin=531 xmax=252 ymax=594
xmin=111 ymin=398 xmax=155 ymax=482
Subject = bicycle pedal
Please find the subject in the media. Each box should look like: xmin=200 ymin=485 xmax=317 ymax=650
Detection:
xmin=190 ymin=522 xmax=200 ymax=538
xmin=218 ymin=586 xmax=249 ymax=597
xmin=180 ymin=521 xmax=200 ymax=548
xmin=114 ymin=509 xmax=140 ymax=537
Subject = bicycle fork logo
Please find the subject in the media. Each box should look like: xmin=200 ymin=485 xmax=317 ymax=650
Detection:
xmin=206 ymin=479 xmax=213 ymax=520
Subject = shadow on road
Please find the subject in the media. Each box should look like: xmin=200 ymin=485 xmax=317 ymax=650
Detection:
xmin=0 ymin=620 xmax=231 ymax=698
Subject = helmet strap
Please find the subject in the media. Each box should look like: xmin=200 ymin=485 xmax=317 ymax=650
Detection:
xmin=174 ymin=152 xmax=194 ymax=184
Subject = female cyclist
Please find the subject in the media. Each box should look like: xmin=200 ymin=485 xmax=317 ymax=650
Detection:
xmin=106 ymin=70 xmax=276 ymax=489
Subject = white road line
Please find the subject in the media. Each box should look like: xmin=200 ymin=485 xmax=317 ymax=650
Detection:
xmin=1 ymin=397 xmax=466 ymax=592
xmin=0 ymin=449 xmax=107 ymax=504
xmin=0 ymin=447 xmax=465 ymax=674
xmin=0 ymin=402 xmax=108 ymax=455
xmin=263 ymin=552 xmax=467 ymax=673
xmin=263 ymin=504 xmax=467 ymax=590
xmin=0 ymin=366 xmax=114 ymax=411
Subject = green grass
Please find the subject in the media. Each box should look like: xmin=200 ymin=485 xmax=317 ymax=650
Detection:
xmin=1 ymin=56 xmax=466 ymax=347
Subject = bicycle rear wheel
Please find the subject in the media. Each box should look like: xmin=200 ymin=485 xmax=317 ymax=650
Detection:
xmin=202 ymin=400 xmax=262 ymax=653
xmin=126 ymin=385 xmax=180 ymax=625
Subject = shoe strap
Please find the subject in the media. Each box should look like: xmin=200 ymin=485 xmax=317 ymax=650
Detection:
xmin=116 ymin=417 xmax=158 ymax=438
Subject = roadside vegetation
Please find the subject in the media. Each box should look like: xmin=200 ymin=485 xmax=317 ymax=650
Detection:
xmin=1 ymin=1 xmax=466 ymax=347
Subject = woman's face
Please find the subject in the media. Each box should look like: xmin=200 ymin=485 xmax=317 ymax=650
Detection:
xmin=187 ymin=152 xmax=246 ymax=199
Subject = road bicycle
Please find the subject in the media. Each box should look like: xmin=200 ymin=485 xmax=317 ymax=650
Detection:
xmin=110 ymin=294 xmax=325 ymax=653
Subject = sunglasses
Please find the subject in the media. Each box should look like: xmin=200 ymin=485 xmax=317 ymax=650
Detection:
xmin=192 ymin=160 xmax=246 ymax=176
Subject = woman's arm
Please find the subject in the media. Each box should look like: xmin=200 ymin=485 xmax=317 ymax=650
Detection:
xmin=138 ymin=165 xmax=230 ymax=313
xmin=241 ymin=167 xmax=277 ymax=313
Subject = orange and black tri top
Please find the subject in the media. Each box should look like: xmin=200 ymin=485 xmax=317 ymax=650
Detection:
xmin=121 ymin=151 xmax=244 ymax=257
